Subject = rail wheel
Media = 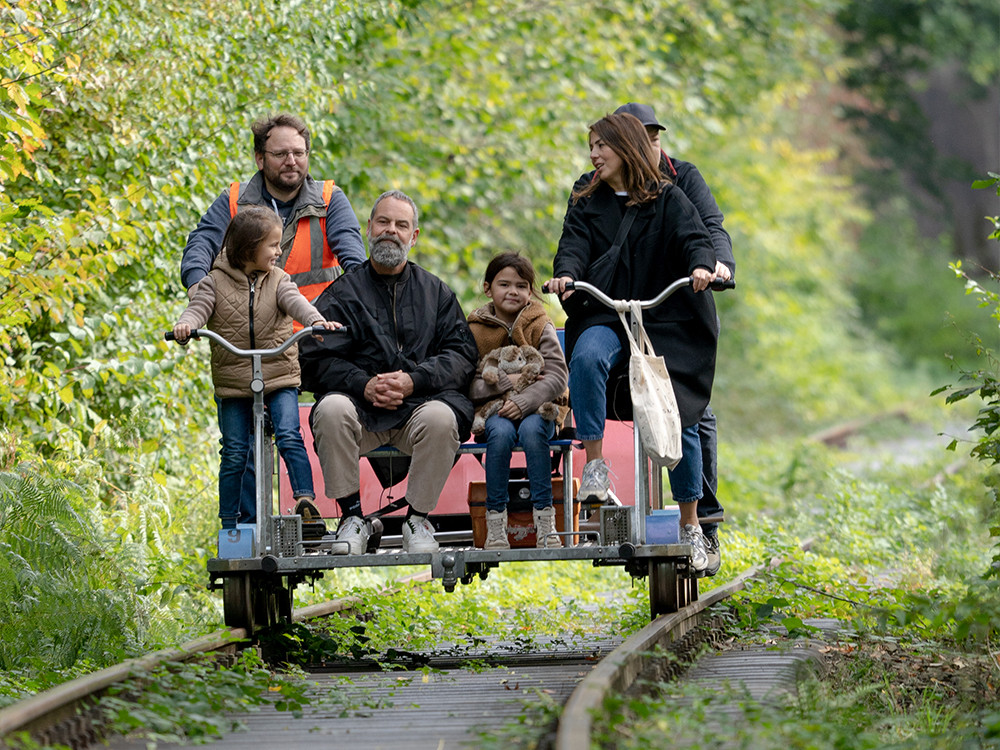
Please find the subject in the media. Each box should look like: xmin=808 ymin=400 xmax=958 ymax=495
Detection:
xmin=648 ymin=559 xmax=682 ymax=617
xmin=253 ymin=581 xmax=276 ymax=629
xmin=250 ymin=577 xmax=295 ymax=629
xmin=223 ymin=573 xmax=255 ymax=631
xmin=278 ymin=580 xmax=294 ymax=623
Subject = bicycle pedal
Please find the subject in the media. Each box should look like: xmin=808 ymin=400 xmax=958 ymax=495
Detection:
xmin=365 ymin=517 xmax=384 ymax=554
xmin=301 ymin=520 xmax=327 ymax=541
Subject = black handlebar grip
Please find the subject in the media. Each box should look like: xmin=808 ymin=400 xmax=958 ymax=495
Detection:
xmin=310 ymin=325 xmax=348 ymax=334
xmin=164 ymin=329 xmax=201 ymax=342
xmin=709 ymin=279 xmax=736 ymax=291
xmin=541 ymin=281 xmax=575 ymax=294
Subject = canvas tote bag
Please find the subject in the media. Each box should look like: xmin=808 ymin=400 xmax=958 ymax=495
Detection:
xmin=616 ymin=301 xmax=683 ymax=469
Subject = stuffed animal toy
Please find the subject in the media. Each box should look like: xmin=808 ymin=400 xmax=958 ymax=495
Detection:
xmin=472 ymin=344 xmax=560 ymax=434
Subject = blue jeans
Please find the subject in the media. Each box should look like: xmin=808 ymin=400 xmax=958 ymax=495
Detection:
xmin=568 ymin=325 xmax=624 ymax=441
xmin=667 ymin=423 xmax=703 ymax=506
xmin=483 ymin=413 xmax=556 ymax=512
xmin=215 ymin=400 xmax=257 ymax=528
xmin=217 ymin=387 xmax=314 ymax=528
xmin=568 ymin=325 xmax=708 ymax=510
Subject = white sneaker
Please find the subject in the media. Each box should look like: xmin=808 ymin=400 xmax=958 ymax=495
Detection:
xmin=402 ymin=516 xmax=439 ymax=554
xmin=484 ymin=509 xmax=510 ymax=550
xmin=579 ymin=459 xmax=611 ymax=502
xmin=679 ymin=523 xmax=709 ymax=573
xmin=533 ymin=506 xmax=562 ymax=548
xmin=333 ymin=515 xmax=370 ymax=555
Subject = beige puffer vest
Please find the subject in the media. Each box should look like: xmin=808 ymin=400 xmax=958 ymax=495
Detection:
xmin=208 ymin=252 xmax=299 ymax=398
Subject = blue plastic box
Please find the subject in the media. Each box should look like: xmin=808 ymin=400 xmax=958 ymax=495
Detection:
xmin=646 ymin=507 xmax=680 ymax=544
xmin=217 ymin=523 xmax=255 ymax=559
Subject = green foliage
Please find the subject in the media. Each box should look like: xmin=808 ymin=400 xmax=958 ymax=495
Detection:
xmin=0 ymin=432 xmax=222 ymax=697
xmin=935 ymin=173 xmax=1000 ymax=576
xmin=291 ymin=561 xmax=644 ymax=666
xmin=836 ymin=0 xmax=1000 ymax=199
xmin=0 ymin=455 xmax=146 ymax=671
xmin=702 ymin=99 xmax=899 ymax=435
xmin=98 ymin=649 xmax=310 ymax=745
xmin=594 ymin=662 xmax=1000 ymax=750
xmin=850 ymin=195 xmax=994 ymax=374
xmin=591 ymin=420 xmax=998 ymax=749
xmin=0 ymin=0 xmax=982 ymax=714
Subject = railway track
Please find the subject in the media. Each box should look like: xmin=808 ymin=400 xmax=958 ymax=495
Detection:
xmin=0 ymin=563 xmax=767 ymax=750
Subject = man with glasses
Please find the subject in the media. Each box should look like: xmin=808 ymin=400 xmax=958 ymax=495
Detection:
xmin=180 ymin=113 xmax=366 ymax=527
xmin=181 ymin=113 xmax=365 ymax=299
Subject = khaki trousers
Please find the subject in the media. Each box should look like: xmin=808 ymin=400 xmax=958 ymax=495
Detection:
xmin=311 ymin=394 xmax=460 ymax=514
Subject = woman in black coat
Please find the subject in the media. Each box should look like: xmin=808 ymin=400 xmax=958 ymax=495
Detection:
xmin=545 ymin=112 xmax=719 ymax=572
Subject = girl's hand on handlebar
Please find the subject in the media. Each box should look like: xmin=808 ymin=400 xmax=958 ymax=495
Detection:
xmin=691 ymin=267 xmax=713 ymax=292
xmin=311 ymin=319 xmax=343 ymax=339
xmin=172 ymin=323 xmax=191 ymax=344
xmin=312 ymin=319 xmax=343 ymax=331
xmin=543 ymin=276 xmax=575 ymax=300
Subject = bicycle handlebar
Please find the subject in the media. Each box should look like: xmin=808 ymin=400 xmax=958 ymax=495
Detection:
xmin=164 ymin=325 xmax=344 ymax=358
xmin=542 ymin=276 xmax=735 ymax=310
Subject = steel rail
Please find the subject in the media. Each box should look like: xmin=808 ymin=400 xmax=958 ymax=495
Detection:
xmin=0 ymin=572 xmax=431 ymax=748
xmin=553 ymin=565 xmax=756 ymax=749
xmin=555 ymin=540 xmax=816 ymax=749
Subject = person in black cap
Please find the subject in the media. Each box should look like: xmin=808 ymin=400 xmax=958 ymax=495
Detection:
xmin=547 ymin=112 xmax=720 ymax=574
xmin=569 ymin=102 xmax=734 ymax=577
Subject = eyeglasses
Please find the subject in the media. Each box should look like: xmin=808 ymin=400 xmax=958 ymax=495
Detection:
xmin=263 ymin=149 xmax=309 ymax=161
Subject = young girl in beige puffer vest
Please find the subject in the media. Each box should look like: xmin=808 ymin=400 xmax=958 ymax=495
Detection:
xmin=174 ymin=206 xmax=341 ymax=529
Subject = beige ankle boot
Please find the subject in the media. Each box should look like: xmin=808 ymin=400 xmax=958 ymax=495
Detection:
xmin=533 ymin=505 xmax=562 ymax=548
xmin=484 ymin=509 xmax=510 ymax=550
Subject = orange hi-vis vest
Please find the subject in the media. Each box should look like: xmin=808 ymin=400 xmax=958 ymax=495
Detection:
xmin=228 ymin=179 xmax=341 ymax=305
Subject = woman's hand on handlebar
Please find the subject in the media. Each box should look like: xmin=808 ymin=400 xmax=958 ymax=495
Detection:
xmin=691 ymin=267 xmax=713 ymax=293
xmin=543 ymin=276 xmax=575 ymax=300
xmin=713 ymin=261 xmax=732 ymax=283
xmin=172 ymin=322 xmax=192 ymax=344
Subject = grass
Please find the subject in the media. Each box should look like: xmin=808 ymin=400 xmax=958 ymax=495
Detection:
xmin=3 ymin=392 xmax=997 ymax=749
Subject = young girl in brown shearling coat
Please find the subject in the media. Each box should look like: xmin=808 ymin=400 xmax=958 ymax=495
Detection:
xmin=467 ymin=252 xmax=568 ymax=550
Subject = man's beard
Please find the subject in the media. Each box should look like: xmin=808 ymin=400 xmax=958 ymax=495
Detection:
xmin=262 ymin=162 xmax=306 ymax=193
xmin=369 ymin=233 xmax=408 ymax=268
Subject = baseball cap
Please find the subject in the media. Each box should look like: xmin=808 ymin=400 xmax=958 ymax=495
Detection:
xmin=614 ymin=102 xmax=665 ymax=131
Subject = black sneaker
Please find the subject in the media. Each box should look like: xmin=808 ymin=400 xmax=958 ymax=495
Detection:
xmin=703 ymin=531 xmax=721 ymax=577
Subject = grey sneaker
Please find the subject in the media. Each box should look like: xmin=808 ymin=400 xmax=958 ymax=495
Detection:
xmin=703 ymin=530 xmax=721 ymax=577
xmin=533 ymin=505 xmax=562 ymax=548
xmin=402 ymin=516 xmax=439 ymax=554
xmin=484 ymin=509 xmax=510 ymax=550
xmin=579 ymin=459 xmax=611 ymax=503
xmin=680 ymin=524 xmax=709 ymax=573
xmin=333 ymin=515 xmax=370 ymax=555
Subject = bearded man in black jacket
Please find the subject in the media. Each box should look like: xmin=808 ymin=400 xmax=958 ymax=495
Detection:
xmin=299 ymin=190 xmax=478 ymax=556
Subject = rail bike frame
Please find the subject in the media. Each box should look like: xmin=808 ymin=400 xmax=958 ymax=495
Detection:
xmin=174 ymin=277 xmax=732 ymax=631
